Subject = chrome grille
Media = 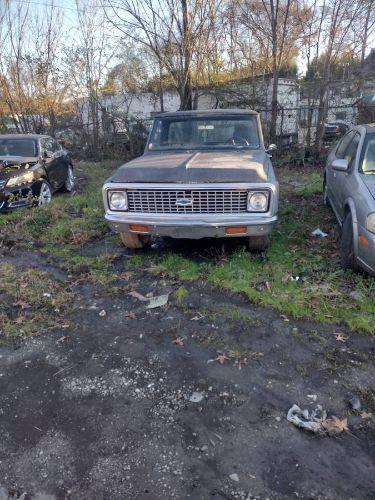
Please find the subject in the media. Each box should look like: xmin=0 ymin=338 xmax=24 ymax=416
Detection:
xmin=127 ymin=189 xmax=248 ymax=214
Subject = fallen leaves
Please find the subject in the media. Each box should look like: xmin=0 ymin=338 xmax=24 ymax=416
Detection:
xmin=322 ymin=416 xmax=349 ymax=435
xmin=334 ymin=332 xmax=348 ymax=343
xmin=172 ymin=336 xmax=185 ymax=346
xmin=216 ymin=353 xmax=230 ymax=364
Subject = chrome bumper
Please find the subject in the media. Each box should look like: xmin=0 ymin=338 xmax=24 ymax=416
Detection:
xmin=105 ymin=213 xmax=277 ymax=239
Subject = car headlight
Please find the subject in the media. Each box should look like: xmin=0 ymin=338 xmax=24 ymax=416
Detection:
xmin=108 ymin=191 xmax=128 ymax=211
xmin=6 ymin=171 xmax=34 ymax=188
xmin=366 ymin=213 xmax=375 ymax=234
xmin=247 ymin=191 xmax=269 ymax=212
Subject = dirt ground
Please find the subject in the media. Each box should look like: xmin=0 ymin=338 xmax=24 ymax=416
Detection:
xmin=0 ymin=235 xmax=375 ymax=500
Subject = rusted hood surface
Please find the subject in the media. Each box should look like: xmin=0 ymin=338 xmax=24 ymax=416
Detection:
xmin=110 ymin=150 xmax=271 ymax=184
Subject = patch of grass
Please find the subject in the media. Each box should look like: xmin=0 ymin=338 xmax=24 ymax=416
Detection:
xmin=174 ymin=286 xmax=189 ymax=304
xmin=0 ymin=263 xmax=74 ymax=342
xmin=151 ymin=167 xmax=375 ymax=334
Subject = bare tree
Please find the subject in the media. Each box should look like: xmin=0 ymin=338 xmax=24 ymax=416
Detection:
xmin=101 ymin=0 xmax=221 ymax=110
xmin=312 ymin=0 xmax=366 ymax=153
xmin=232 ymin=0 xmax=310 ymax=143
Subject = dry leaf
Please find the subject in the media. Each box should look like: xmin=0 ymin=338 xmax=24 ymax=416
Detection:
xmin=360 ymin=412 xmax=372 ymax=419
xmin=282 ymin=273 xmax=292 ymax=284
xmin=322 ymin=416 xmax=348 ymax=435
xmin=173 ymin=337 xmax=184 ymax=346
xmin=215 ymin=353 xmax=230 ymax=365
xmin=12 ymin=300 xmax=31 ymax=309
xmin=334 ymin=332 xmax=348 ymax=343
xmin=128 ymin=291 xmax=148 ymax=302
xmin=124 ymin=311 xmax=137 ymax=319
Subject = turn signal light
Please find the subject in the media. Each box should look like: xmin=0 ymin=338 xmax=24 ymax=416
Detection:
xmin=129 ymin=224 xmax=149 ymax=233
xmin=225 ymin=226 xmax=247 ymax=235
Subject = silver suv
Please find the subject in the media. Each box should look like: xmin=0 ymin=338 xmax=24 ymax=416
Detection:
xmin=103 ymin=110 xmax=279 ymax=251
xmin=324 ymin=124 xmax=375 ymax=275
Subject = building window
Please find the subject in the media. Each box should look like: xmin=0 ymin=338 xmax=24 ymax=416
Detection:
xmin=335 ymin=111 xmax=347 ymax=121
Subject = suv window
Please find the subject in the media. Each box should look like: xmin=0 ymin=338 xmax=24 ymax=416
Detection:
xmin=344 ymin=132 xmax=360 ymax=170
xmin=336 ymin=131 xmax=355 ymax=159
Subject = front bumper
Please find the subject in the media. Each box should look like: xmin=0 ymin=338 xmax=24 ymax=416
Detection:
xmin=103 ymin=181 xmax=279 ymax=240
xmin=0 ymin=183 xmax=35 ymax=212
xmin=105 ymin=212 xmax=277 ymax=239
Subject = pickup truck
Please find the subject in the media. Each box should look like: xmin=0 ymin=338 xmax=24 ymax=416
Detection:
xmin=103 ymin=109 xmax=279 ymax=251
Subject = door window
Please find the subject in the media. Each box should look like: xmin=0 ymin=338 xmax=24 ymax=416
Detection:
xmin=343 ymin=132 xmax=360 ymax=170
xmin=336 ymin=131 xmax=355 ymax=159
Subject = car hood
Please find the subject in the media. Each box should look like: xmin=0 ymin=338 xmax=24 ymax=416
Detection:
xmin=110 ymin=150 xmax=271 ymax=184
xmin=0 ymin=157 xmax=39 ymax=181
xmin=361 ymin=175 xmax=375 ymax=200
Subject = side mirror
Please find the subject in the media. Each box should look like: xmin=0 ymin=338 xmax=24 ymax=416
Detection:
xmin=43 ymin=150 xmax=53 ymax=159
xmin=266 ymin=144 xmax=277 ymax=154
xmin=332 ymin=158 xmax=348 ymax=171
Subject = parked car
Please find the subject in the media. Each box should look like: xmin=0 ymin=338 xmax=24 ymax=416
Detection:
xmin=323 ymin=122 xmax=349 ymax=142
xmin=324 ymin=124 xmax=375 ymax=275
xmin=0 ymin=134 xmax=74 ymax=212
xmin=103 ymin=109 xmax=279 ymax=251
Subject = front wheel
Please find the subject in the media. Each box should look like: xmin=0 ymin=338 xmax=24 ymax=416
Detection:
xmin=38 ymin=180 xmax=52 ymax=206
xmin=341 ymin=212 xmax=358 ymax=271
xmin=120 ymin=232 xmax=150 ymax=249
xmin=247 ymin=235 xmax=269 ymax=252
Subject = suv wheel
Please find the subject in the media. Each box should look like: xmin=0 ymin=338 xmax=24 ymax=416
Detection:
xmin=341 ymin=212 xmax=358 ymax=271
xmin=247 ymin=235 xmax=269 ymax=252
xmin=120 ymin=232 xmax=150 ymax=249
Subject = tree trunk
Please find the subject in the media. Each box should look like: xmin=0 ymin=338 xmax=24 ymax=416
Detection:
xmin=269 ymin=72 xmax=279 ymax=144
xmin=180 ymin=0 xmax=193 ymax=111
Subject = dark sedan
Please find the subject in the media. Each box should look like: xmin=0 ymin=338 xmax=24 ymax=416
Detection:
xmin=0 ymin=135 xmax=74 ymax=211
xmin=323 ymin=122 xmax=349 ymax=142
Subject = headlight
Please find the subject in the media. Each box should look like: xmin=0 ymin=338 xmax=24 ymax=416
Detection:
xmin=6 ymin=171 xmax=34 ymax=188
xmin=366 ymin=213 xmax=375 ymax=234
xmin=108 ymin=191 xmax=128 ymax=211
xmin=247 ymin=191 xmax=269 ymax=212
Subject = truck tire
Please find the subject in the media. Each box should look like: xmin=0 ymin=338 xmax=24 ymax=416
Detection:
xmin=120 ymin=232 xmax=150 ymax=249
xmin=247 ymin=235 xmax=269 ymax=252
xmin=341 ymin=212 xmax=358 ymax=271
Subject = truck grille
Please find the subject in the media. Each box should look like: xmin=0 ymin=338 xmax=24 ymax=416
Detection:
xmin=127 ymin=189 xmax=248 ymax=214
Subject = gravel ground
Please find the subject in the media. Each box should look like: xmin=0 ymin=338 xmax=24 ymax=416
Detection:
xmin=0 ymin=245 xmax=374 ymax=499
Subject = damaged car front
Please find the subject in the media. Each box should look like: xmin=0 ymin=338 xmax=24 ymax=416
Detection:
xmin=0 ymin=135 xmax=72 ymax=211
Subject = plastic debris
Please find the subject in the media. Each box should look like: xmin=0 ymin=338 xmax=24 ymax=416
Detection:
xmin=311 ymin=228 xmax=328 ymax=238
xmin=99 ymin=309 xmax=106 ymax=317
xmin=229 ymin=473 xmax=239 ymax=482
xmin=349 ymin=395 xmax=361 ymax=411
xmin=146 ymin=293 xmax=169 ymax=309
xmin=287 ymin=404 xmax=327 ymax=433
xmin=189 ymin=391 xmax=204 ymax=403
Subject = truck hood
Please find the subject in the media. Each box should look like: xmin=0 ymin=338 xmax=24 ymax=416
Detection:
xmin=110 ymin=150 xmax=271 ymax=184
xmin=361 ymin=174 xmax=375 ymax=200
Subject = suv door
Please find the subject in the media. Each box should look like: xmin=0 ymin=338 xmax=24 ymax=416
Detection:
xmin=326 ymin=130 xmax=355 ymax=214
xmin=40 ymin=137 xmax=67 ymax=190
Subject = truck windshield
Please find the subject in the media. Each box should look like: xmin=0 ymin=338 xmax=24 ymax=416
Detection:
xmin=148 ymin=115 xmax=260 ymax=151
xmin=0 ymin=138 xmax=37 ymax=157
xmin=361 ymin=135 xmax=375 ymax=174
